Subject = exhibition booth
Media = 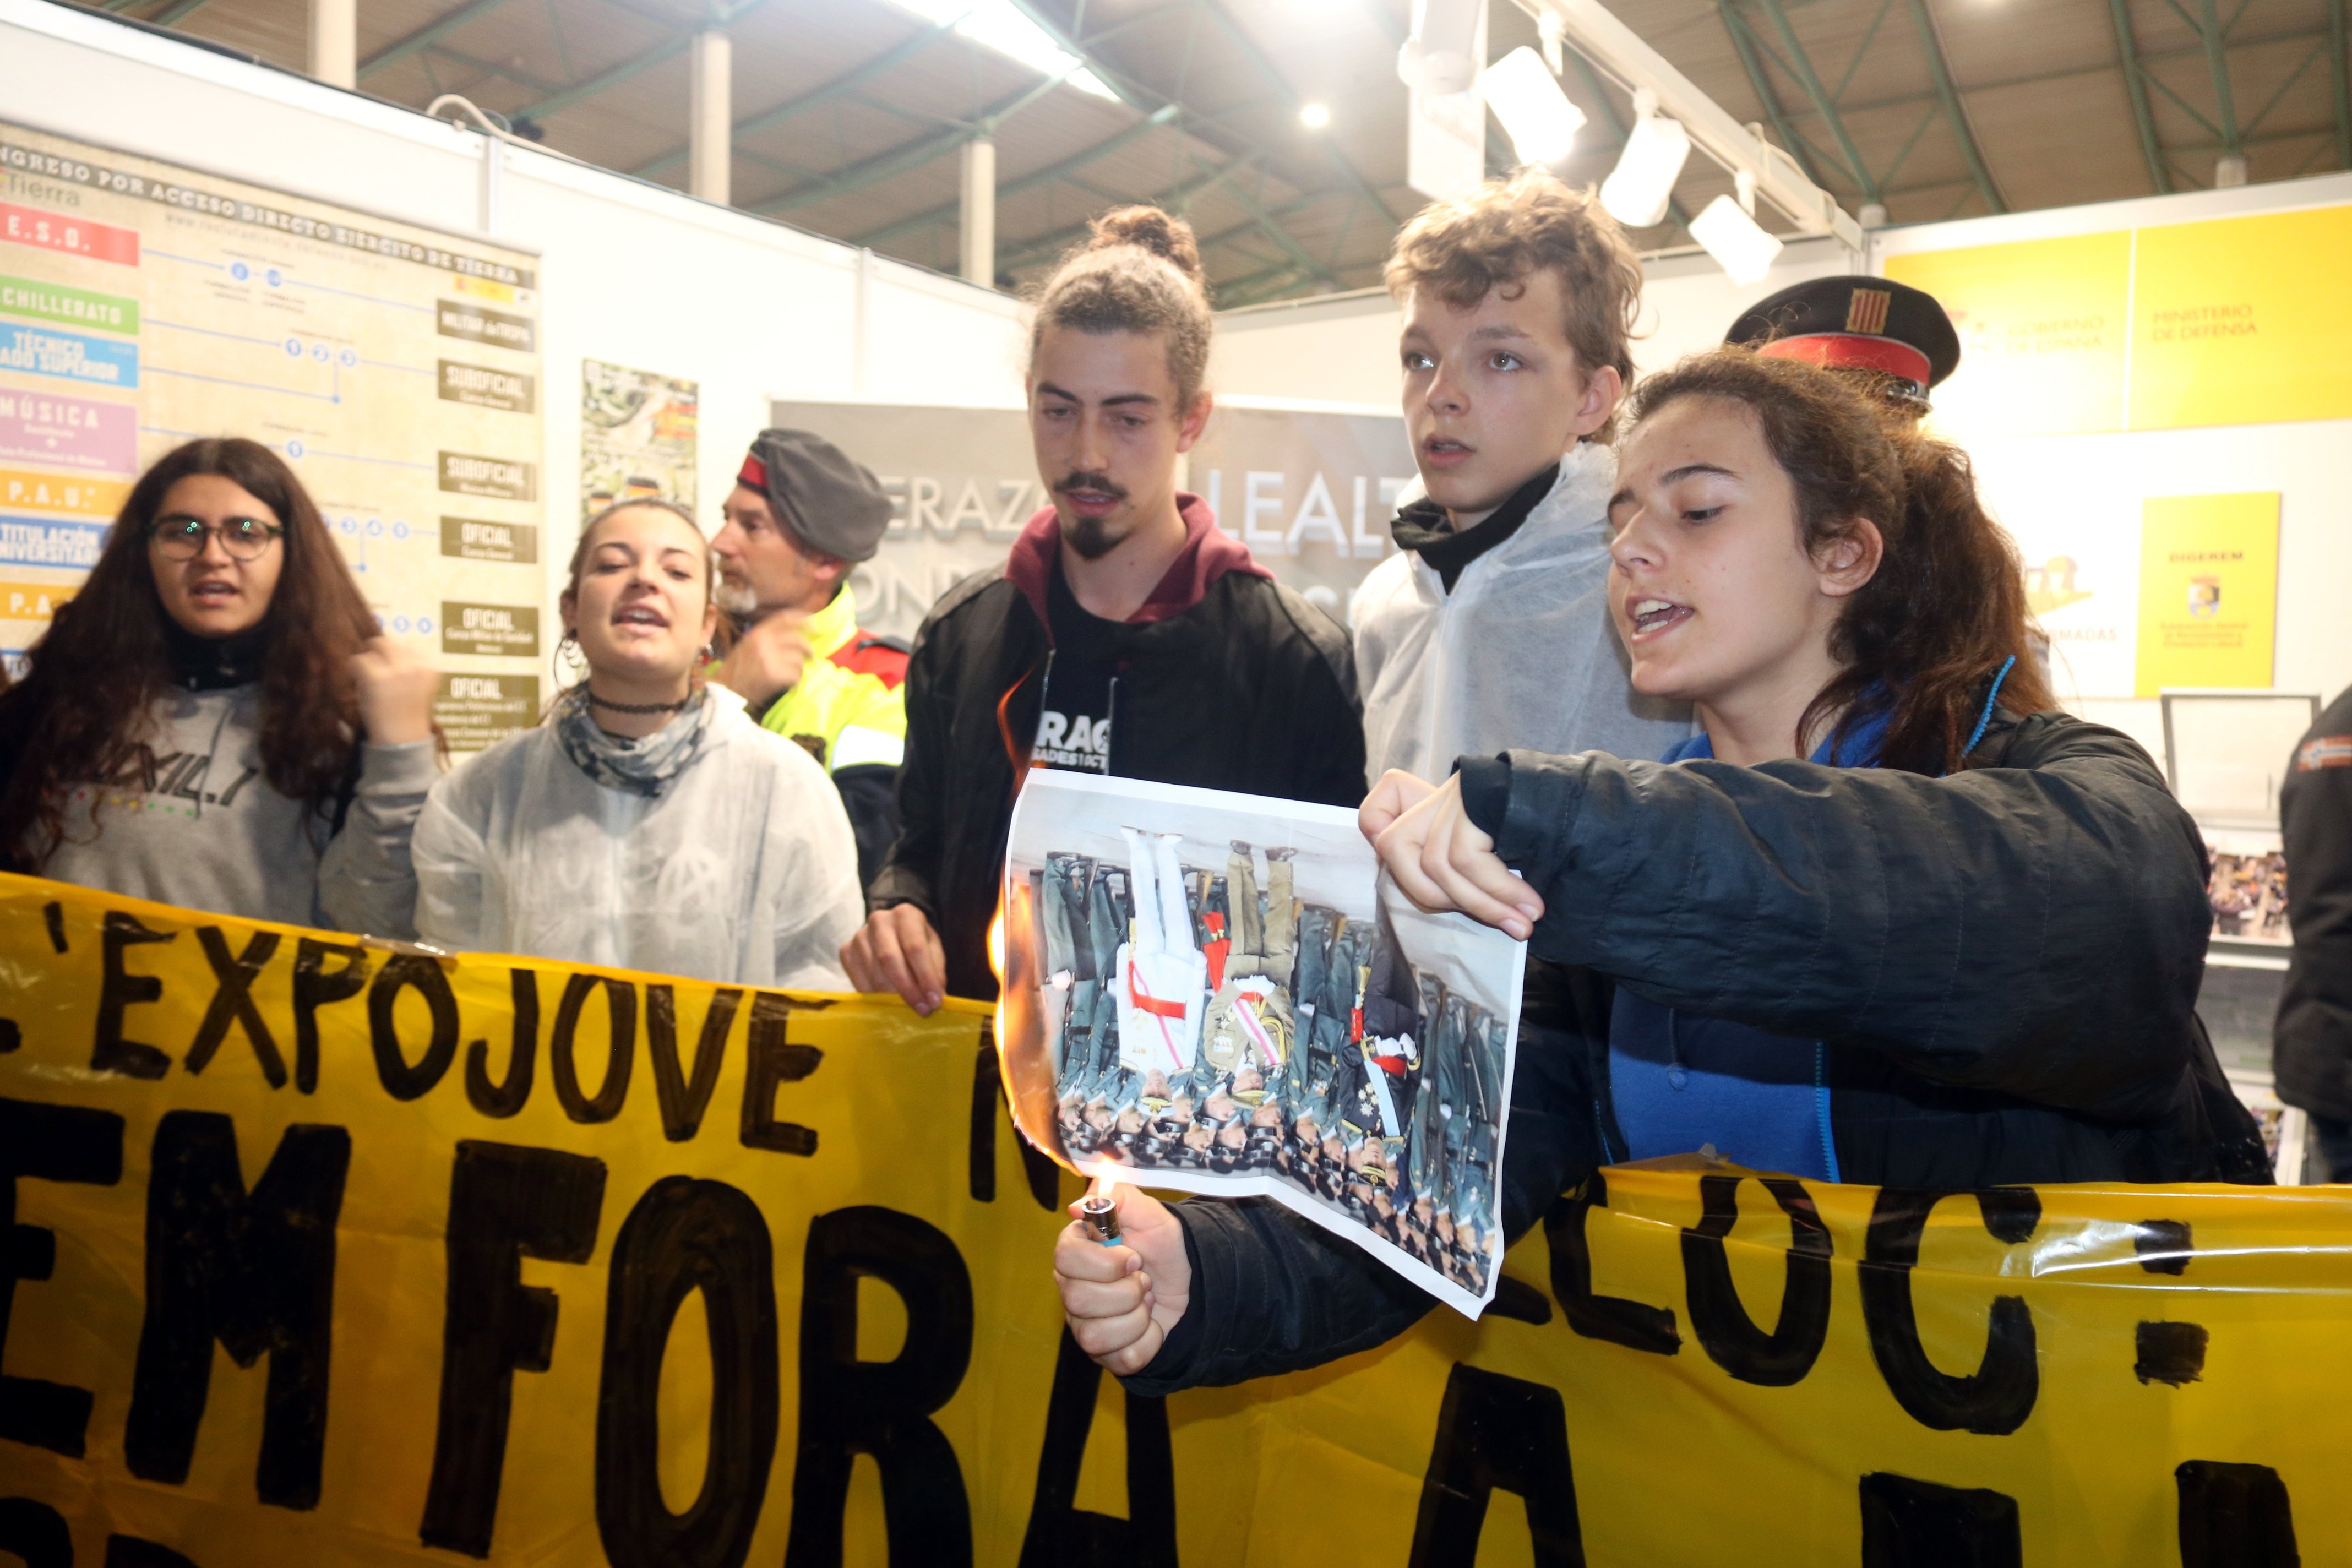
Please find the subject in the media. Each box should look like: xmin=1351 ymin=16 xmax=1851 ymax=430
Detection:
xmin=4 ymin=0 xmax=2352 ymax=1560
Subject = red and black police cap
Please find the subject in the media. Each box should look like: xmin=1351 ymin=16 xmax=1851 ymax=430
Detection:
xmin=1724 ymin=275 xmax=1960 ymax=411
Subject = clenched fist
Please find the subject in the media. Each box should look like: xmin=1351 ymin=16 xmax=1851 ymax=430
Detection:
xmin=1054 ymin=1184 xmax=1191 ymax=1375
xmin=351 ymin=635 xmax=437 ymax=745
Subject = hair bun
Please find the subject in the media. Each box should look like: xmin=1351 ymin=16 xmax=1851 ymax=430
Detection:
xmin=1087 ymin=205 xmax=1204 ymax=285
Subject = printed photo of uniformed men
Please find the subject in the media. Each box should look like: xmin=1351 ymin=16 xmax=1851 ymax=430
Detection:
xmin=999 ymin=770 xmax=1525 ymax=1316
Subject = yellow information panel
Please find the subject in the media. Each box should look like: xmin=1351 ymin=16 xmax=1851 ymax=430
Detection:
xmin=1886 ymin=203 xmax=2352 ymax=436
xmin=2135 ymin=492 xmax=2280 ymax=696
xmin=1884 ymin=232 xmax=2131 ymax=437
xmin=2132 ymin=206 xmax=2352 ymax=430
xmin=2 ymin=873 xmax=2350 ymax=1566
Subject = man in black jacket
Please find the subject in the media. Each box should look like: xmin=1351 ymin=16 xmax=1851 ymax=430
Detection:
xmin=2274 ymin=688 xmax=2352 ymax=1179
xmin=841 ymin=206 xmax=1365 ymax=1010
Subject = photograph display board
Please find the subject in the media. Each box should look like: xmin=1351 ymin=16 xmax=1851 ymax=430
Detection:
xmin=770 ymin=398 xmax=1412 ymax=641
xmin=1886 ymin=203 xmax=2352 ymax=438
xmin=0 ymin=121 xmax=545 ymax=746
xmin=998 ymin=770 xmax=1526 ymax=1317
xmin=579 ymin=358 xmax=696 ymax=519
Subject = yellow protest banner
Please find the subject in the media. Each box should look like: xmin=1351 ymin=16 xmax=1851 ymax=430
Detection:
xmin=1 ymin=873 xmax=2348 ymax=1566
xmin=2135 ymin=492 xmax=2280 ymax=696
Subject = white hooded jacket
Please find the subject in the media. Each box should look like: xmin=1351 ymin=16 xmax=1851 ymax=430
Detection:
xmin=1350 ymin=442 xmax=1691 ymax=786
xmin=411 ymin=685 xmax=862 ymax=988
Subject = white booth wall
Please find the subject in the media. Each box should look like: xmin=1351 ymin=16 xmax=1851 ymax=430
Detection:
xmin=0 ymin=0 xmax=1030 ymax=622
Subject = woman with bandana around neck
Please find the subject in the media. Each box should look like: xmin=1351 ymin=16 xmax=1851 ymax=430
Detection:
xmin=400 ymin=498 xmax=861 ymax=987
xmin=1056 ymin=349 xmax=2272 ymax=1395
xmin=0 ymin=438 xmax=438 ymax=933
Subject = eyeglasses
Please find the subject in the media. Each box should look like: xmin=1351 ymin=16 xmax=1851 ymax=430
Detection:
xmin=150 ymin=515 xmax=285 ymax=561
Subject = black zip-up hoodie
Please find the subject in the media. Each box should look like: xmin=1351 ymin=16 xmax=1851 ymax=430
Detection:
xmin=868 ymin=495 xmax=1365 ymax=1001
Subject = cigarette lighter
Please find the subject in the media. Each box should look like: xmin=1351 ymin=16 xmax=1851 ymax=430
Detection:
xmin=1079 ymin=1190 xmax=1123 ymax=1246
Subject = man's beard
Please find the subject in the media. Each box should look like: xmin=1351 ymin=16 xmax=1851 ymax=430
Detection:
xmin=1054 ymin=470 xmax=1132 ymax=562
xmin=714 ymin=576 xmax=759 ymax=617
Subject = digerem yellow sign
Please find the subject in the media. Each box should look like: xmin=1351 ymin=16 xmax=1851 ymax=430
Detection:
xmin=1886 ymin=202 xmax=2352 ymax=436
xmin=2135 ymin=491 xmax=2281 ymax=696
xmin=2 ymin=873 xmax=2350 ymax=1565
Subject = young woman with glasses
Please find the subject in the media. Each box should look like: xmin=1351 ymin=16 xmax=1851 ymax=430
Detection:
xmin=0 ymin=438 xmax=437 ymax=930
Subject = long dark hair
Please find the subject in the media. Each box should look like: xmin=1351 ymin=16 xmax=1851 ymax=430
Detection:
xmin=1626 ymin=350 xmax=2055 ymax=775
xmin=0 ymin=438 xmax=377 ymax=867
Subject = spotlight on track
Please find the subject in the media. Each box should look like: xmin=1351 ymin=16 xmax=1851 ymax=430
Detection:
xmin=1599 ymin=90 xmax=1689 ymax=228
xmin=1482 ymin=46 xmax=1586 ymax=168
xmin=1689 ymin=175 xmax=1783 ymax=284
xmin=1300 ymin=102 xmax=1331 ymax=129
xmin=1397 ymin=0 xmax=1483 ymax=95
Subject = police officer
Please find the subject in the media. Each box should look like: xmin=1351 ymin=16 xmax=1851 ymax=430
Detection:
xmin=711 ymin=428 xmax=907 ymax=888
xmin=1725 ymin=275 xmax=1962 ymax=418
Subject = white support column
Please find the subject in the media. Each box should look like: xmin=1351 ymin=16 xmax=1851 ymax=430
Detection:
xmin=308 ymin=0 xmax=355 ymax=88
xmin=960 ymin=137 xmax=997 ymax=287
xmin=689 ymin=29 xmax=733 ymax=205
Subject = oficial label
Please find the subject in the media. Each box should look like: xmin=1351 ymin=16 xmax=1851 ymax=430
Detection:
xmin=441 ymin=600 xmax=540 ymax=657
xmin=433 ymin=672 xmax=540 ymax=752
xmin=435 ymin=299 xmax=535 ymax=352
xmin=437 ymin=359 xmax=533 ymax=414
xmin=439 ymin=514 xmax=538 ymax=564
xmin=438 ymin=451 xmax=536 ymax=502
xmin=0 ymin=273 xmax=138 ymax=334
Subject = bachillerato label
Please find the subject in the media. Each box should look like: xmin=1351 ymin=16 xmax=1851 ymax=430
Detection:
xmin=441 ymin=601 xmax=540 ymax=657
xmin=433 ymin=672 xmax=540 ymax=751
xmin=439 ymin=515 xmax=538 ymax=564
xmin=437 ymin=359 xmax=535 ymax=414
xmin=438 ymin=450 xmax=536 ymax=502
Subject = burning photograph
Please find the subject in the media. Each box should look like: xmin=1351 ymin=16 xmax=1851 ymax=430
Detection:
xmin=997 ymin=769 xmax=1525 ymax=1317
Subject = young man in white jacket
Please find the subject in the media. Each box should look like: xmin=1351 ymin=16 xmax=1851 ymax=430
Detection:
xmin=1351 ymin=170 xmax=1689 ymax=783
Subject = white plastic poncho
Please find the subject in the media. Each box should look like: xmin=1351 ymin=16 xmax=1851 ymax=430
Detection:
xmin=411 ymin=685 xmax=862 ymax=988
xmin=1349 ymin=442 xmax=1692 ymax=786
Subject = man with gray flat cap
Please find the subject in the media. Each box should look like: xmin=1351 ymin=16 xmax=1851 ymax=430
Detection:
xmin=711 ymin=427 xmax=908 ymax=889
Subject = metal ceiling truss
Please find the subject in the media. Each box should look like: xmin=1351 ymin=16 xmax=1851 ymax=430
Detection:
xmin=991 ymin=147 xmax=1270 ymax=273
xmin=1713 ymin=0 xmax=2003 ymax=213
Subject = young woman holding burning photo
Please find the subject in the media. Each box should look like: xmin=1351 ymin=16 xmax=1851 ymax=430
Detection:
xmin=1056 ymin=348 xmax=2271 ymax=1390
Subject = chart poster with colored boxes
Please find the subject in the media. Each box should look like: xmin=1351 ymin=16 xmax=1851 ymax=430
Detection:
xmin=1885 ymin=203 xmax=2352 ymax=438
xmin=2135 ymin=492 xmax=2279 ymax=697
xmin=0 ymin=120 xmax=545 ymax=748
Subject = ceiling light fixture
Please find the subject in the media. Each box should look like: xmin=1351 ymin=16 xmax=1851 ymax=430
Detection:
xmin=1397 ymin=0 xmax=1484 ymax=95
xmin=1300 ymin=102 xmax=1331 ymax=129
xmin=1482 ymin=45 xmax=1585 ymax=167
xmin=885 ymin=0 xmax=1118 ymax=101
xmin=1688 ymin=175 xmax=1783 ymax=284
xmin=1598 ymin=89 xmax=1689 ymax=228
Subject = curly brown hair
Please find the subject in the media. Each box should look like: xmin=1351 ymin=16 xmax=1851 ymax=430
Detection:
xmin=1028 ymin=205 xmax=1214 ymax=407
xmin=0 ymin=438 xmax=378 ymax=867
xmin=1626 ymin=349 xmax=2055 ymax=775
xmin=1384 ymin=168 xmax=1643 ymax=441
